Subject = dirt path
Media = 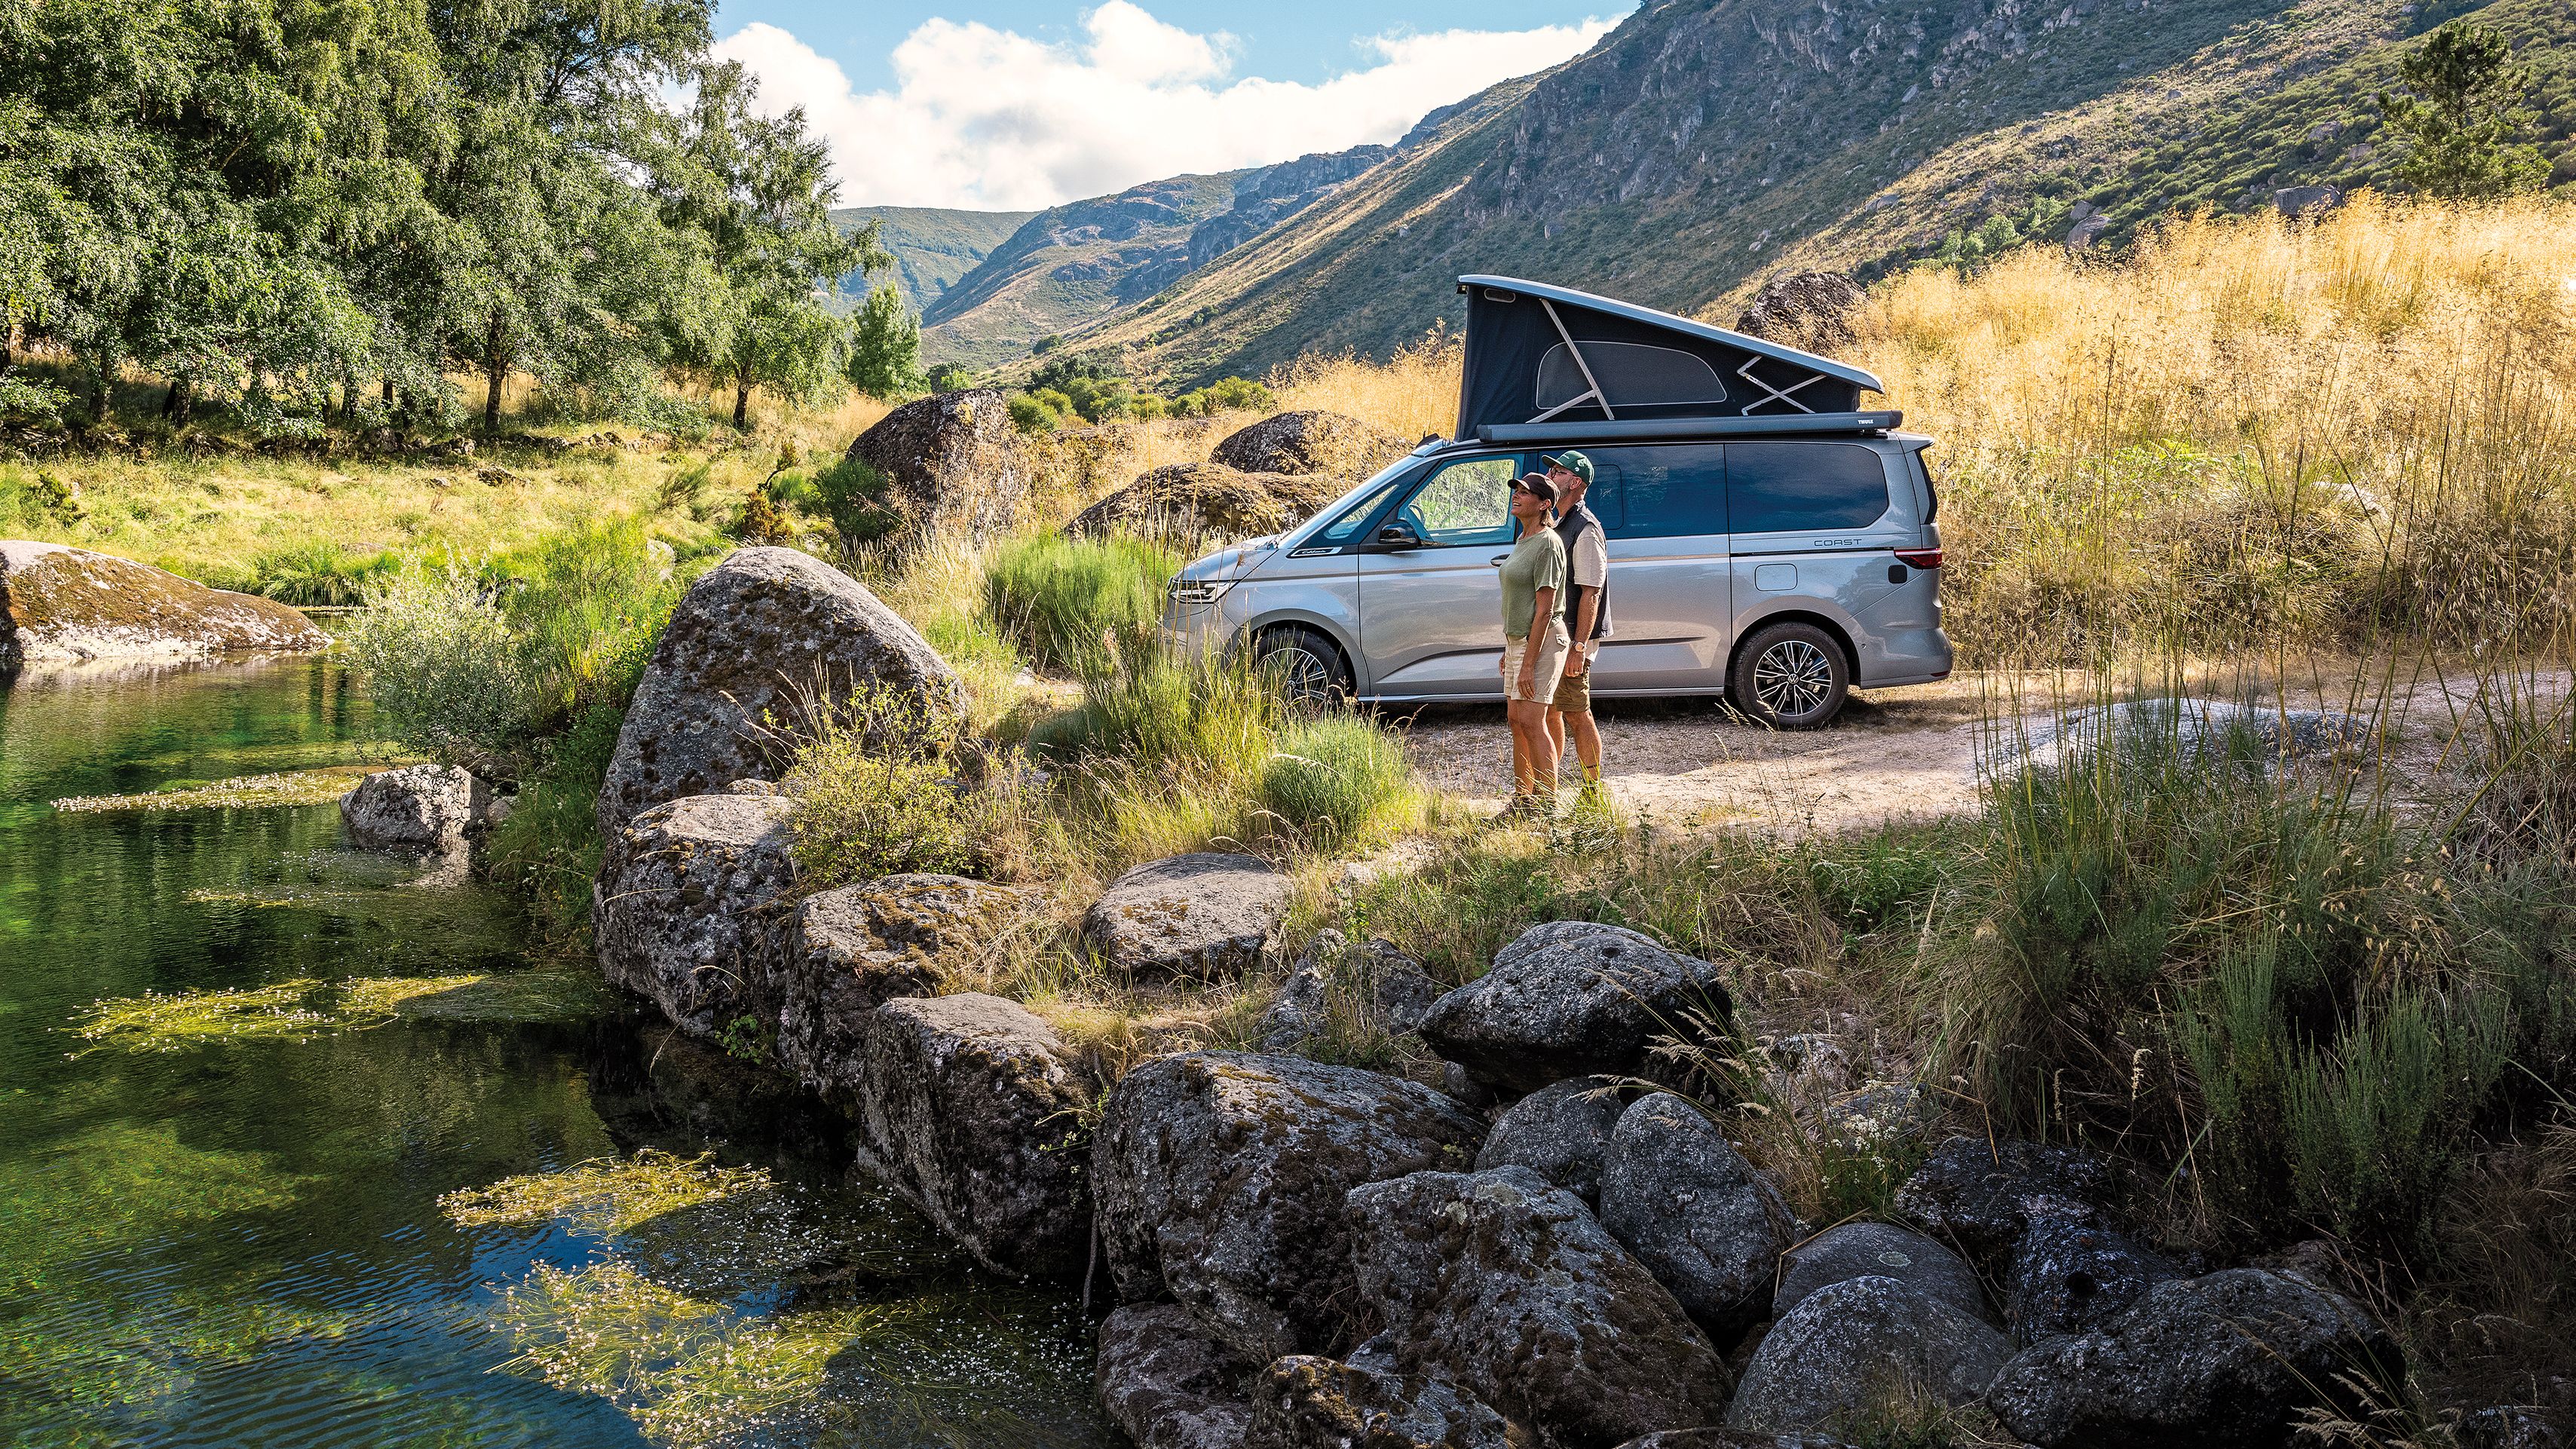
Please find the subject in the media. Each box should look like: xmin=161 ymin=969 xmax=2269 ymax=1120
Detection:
xmin=1389 ymin=662 xmax=2574 ymax=835
xmin=1391 ymin=681 xmax=1992 ymax=834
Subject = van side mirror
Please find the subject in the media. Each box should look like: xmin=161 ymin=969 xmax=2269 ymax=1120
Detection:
xmin=1373 ymin=522 xmax=1423 ymax=550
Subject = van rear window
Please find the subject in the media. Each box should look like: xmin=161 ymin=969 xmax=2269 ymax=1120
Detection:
xmin=1726 ymin=443 xmax=1892 ymax=533
xmin=1586 ymin=444 xmax=1726 ymax=540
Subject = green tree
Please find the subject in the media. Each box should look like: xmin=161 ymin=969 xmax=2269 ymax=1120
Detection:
xmin=2378 ymin=21 xmax=2553 ymax=201
xmin=657 ymin=60 xmax=878 ymax=428
xmin=844 ymin=282 xmax=924 ymax=397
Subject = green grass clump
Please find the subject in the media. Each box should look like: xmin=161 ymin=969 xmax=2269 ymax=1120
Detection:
xmin=1261 ymin=715 xmax=1414 ymax=846
xmin=982 ymin=534 xmax=1179 ymax=673
xmin=784 ymin=683 xmax=1033 ymax=889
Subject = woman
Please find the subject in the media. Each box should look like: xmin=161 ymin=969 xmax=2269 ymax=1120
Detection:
xmin=1497 ymin=473 xmax=1570 ymax=815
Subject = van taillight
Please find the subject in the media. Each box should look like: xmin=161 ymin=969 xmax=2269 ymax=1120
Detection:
xmin=1894 ymin=547 xmax=1943 ymax=569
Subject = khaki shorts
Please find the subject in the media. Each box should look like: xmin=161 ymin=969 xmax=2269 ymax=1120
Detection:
xmin=1501 ymin=623 xmax=1570 ymax=703
xmin=1551 ymin=645 xmax=1594 ymax=714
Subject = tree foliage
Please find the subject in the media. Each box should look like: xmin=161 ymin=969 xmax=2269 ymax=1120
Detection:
xmin=2379 ymin=21 xmax=2553 ymax=201
xmin=0 ymin=0 xmax=882 ymax=433
xmin=844 ymin=283 xmax=924 ymax=399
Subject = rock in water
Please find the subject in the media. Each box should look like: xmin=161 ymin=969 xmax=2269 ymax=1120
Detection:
xmin=1065 ymin=461 xmax=1344 ymax=543
xmin=1210 ymin=410 xmax=1407 ymax=477
xmin=843 ymin=389 xmax=1034 ymax=542
xmin=1731 ymin=274 xmax=1866 ymax=355
xmin=595 ymin=546 xmax=957 ymax=838
xmin=1096 ymin=1303 xmax=1257 ymax=1449
xmin=341 ymin=764 xmax=489 ymax=853
xmin=1474 ymin=1076 xmax=1627 ymax=1207
xmin=1894 ymin=1136 xmax=2112 ymax=1271
xmin=1093 ymin=1051 xmax=1484 ymax=1364
xmin=850 ymin=993 xmax=1091 ymax=1278
xmin=1597 ymin=1093 xmax=1794 ymax=1339
xmin=1419 ymin=921 xmax=1732 ymax=1095
xmin=592 ymin=794 xmax=798 ymax=1040
xmin=1245 ymin=1356 xmax=1520 ymax=1449
xmin=770 ymin=874 xmax=1036 ymax=1108
xmin=1773 ymin=1221 xmax=1991 ymax=1325
xmin=1349 ymin=1166 xmax=1732 ymax=1448
xmin=0 ymin=539 xmax=325 ymax=671
xmin=2005 ymin=1202 xmax=2182 ymax=1345
xmin=1083 ymin=853 xmax=1292 ymax=980
xmin=1986 ymin=1269 xmax=2402 ymax=1448
xmin=1724 ymin=1276 xmax=2011 ymax=1437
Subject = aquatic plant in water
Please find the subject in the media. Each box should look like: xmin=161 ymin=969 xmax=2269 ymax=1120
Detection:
xmin=71 ymin=970 xmax=606 ymax=1051
xmin=49 ymin=767 xmax=378 ymax=814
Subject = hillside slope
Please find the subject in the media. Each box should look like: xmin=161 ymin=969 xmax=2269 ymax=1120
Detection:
xmin=831 ymin=206 xmax=1034 ymax=318
xmin=1071 ymin=0 xmax=2571 ymax=384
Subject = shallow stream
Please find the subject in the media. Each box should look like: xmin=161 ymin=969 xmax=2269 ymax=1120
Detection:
xmin=0 ymin=657 xmax=1113 ymax=1447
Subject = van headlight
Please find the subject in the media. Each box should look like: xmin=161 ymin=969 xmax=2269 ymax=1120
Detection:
xmin=1168 ymin=578 xmax=1234 ymax=605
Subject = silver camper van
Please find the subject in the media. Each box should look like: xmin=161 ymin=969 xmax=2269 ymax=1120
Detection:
xmin=1164 ymin=277 xmax=1951 ymax=728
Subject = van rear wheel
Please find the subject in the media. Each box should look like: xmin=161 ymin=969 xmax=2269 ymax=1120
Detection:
xmin=1731 ymin=621 xmax=1849 ymax=730
xmin=1252 ymin=626 xmax=1352 ymax=706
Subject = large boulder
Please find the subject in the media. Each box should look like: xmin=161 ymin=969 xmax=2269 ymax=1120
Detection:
xmin=1773 ymin=1221 xmax=1990 ymax=1325
xmin=1894 ymin=1136 xmax=2112 ymax=1272
xmin=1730 ymin=274 xmax=1867 ymax=355
xmin=770 ymin=873 xmax=1036 ymax=1107
xmin=1724 ymin=1276 xmax=2011 ymax=1438
xmin=1349 ymin=1166 xmax=1732 ymax=1449
xmin=0 ymin=540 xmax=326 ymax=671
xmin=1613 ymin=1435 xmax=1858 ymax=1449
xmin=1083 ymin=852 xmax=1292 ymax=980
xmin=1065 ymin=461 xmax=1343 ymax=543
xmin=341 ymin=764 xmax=488 ymax=853
xmin=595 ymin=546 xmax=957 ymax=838
xmin=1093 ymin=1051 xmax=1484 ymax=1364
xmin=1474 ymin=1076 xmax=1625 ymax=1207
xmin=842 ymin=388 xmax=1034 ymax=542
xmin=1986 ymin=1269 xmax=2402 ymax=1448
xmin=1245 ymin=1355 xmax=1521 ymax=1449
xmin=1096 ymin=1303 xmax=1257 ymax=1449
xmin=1420 ymin=921 xmax=1732 ymax=1095
xmin=2005 ymin=1202 xmax=2182 ymax=1346
xmin=1210 ymin=410 xmax=1407 ymax=477
xmin=592 ymin=793 xmax=798 ymax=1040
xmin=1597 ymin=1093 xmax=1794 ymax=1339
xmin=850 ymin=993 xmax=1091 ymax=1278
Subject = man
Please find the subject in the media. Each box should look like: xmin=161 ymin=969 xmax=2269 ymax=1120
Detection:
xmin=1542 ymin=451 xmax=1610 ymax=801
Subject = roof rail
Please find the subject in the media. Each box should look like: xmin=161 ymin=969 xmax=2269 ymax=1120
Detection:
xmin=1477 ymin=411 xmax=1903 ymax=446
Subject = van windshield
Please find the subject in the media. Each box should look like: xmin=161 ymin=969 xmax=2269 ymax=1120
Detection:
xmin=1282 ymin=457 xmax=1418 ymax=549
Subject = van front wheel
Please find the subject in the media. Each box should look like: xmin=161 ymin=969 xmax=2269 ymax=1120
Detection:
xmin=1251 ymin=626 xmax=1352 ymax=706
xmin=1730 ymin=622 xmax=1849 ymax=729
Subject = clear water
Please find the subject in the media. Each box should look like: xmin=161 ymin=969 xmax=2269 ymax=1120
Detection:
xmin=0 ymin=658 xmax=1114 ymax=1448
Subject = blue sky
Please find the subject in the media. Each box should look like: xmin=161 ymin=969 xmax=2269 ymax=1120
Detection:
xmin=707 ymin=0 xmax=1627 ymax=210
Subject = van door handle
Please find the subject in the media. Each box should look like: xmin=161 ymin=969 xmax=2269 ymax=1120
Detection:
xmin=1489 ymin=555 xmax=1511 ymax=567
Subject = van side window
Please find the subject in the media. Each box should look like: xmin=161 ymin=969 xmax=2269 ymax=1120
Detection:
xmin=1398 ymin=456 xmax=1519 ymax=547
xmin=1315 ymin=475 xmax=1409 ymax=544
xmin=1726 ymin=443 xmax=1892 ymax=533
xmin=1587 ymin=444 xmax=1726 ymax=539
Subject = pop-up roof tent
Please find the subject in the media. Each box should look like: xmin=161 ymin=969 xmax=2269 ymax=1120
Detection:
xmin=1453 ymin=275 xmax=1889 ymax=442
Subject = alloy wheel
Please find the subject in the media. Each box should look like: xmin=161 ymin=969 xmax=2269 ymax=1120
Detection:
xmin=1753 ymin=639 xmax=1834 ymax=719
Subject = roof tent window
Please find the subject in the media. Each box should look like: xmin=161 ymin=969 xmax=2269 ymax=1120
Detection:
xmin=1726 ymin=443 xmax=1892 ymax=534
xmin=1536 ymin=342 xmax=1729 ymax=413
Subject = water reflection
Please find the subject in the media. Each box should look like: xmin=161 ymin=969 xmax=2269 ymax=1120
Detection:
xmin=0 ymin=659 xmax=1112 ymax=1447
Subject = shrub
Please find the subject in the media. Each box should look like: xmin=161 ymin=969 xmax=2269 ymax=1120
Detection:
xmin=785 ymin=682 xmax=1023 ymax=887
xmin=809 ymin=455 xmax=896 ymax=545
xmin=982 ymin=533 xmax=1179 ymax=674
xmin=1261 ymin=715 xmax=1411 ymax=844
xmin=345 ymin=562 xmax=540 ymax=774
xmin=1025 ymin=648 xmax=1280 ymax=777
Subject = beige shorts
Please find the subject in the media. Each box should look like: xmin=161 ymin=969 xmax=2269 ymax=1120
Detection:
xmin=1501 ymin=623 xmax=1570 ymax=703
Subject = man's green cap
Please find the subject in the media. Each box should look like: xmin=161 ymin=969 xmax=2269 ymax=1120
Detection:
xmin=1542 ymin=450 xmax=1593 ymax=486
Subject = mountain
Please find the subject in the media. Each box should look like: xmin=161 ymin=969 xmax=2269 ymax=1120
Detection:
xmin=914 ymin=143 xmax=1396 ymax=369
xmin=1055 ymin=0 xmax=2573 ymax=385
xmin=830 ymin=206 xmax=1035 ymax=317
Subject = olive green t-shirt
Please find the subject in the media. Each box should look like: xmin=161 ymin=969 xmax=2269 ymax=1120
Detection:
xmin=1497 ymin=527 xmax=1567 ymax=640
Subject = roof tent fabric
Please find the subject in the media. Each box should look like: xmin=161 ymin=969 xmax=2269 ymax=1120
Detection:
xmin=1453 ymin=275 xmax=1884 ymax=437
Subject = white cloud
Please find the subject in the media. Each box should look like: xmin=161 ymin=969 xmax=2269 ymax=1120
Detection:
xmin=712 ymin=2 xmax=1623 ymax=210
